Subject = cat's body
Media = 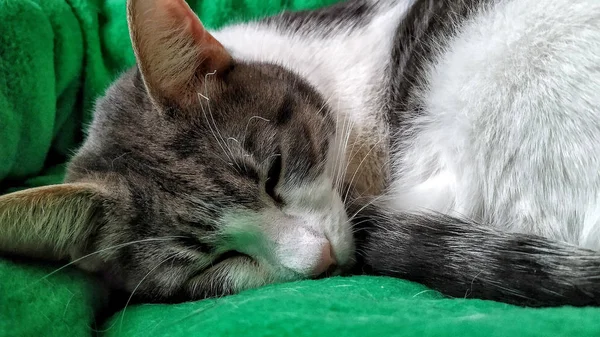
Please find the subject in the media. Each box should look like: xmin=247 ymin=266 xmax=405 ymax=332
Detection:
xmin=386 ymin=0 xmax=600 ymax=250
xmin=218 ymin=0 xmax=600 ymax=249
xmin=2 ymin=0 xmax=600 ymax=306
xmin=213 ymin=0 xmax=600 ymax=305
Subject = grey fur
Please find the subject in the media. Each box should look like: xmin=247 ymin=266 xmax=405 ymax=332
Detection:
xmin=385 ymin=0 xmax=497 ymax=130
xmin=353 ymin=206 xmax=600 ymax=307
xmin=264 ymin=0 xmax=381 ymax=37
xmin=28 ymin=0 xmax=600 ymax=307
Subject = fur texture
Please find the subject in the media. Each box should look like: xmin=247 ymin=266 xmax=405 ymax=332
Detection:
xmin=386 ymin=0 xmax=600 ymax=250
xmin=2 ymin=0 xmax=600 ymax=306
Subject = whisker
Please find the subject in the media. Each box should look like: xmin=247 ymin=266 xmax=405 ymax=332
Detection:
xmin=327 ymin=99 xmax=344 ymax=206
xmin=337 ymin=118 xmax=357 ymax=194
xmin=339 ymin=120 xmax=356 ymax=183
xmin=118 ymin=255 xmax=177 ymax=333
xmin=241 ymin=115 xmax=271 ymax=171
xmin=198 ymin=93 xmax=234 ymax=165
xmin=343 ymin=137 xmax=385 ymax=205
xmin=331 ymin=99 xmax=355 ymax=195
xmin=12 ymin=236 xmax=187 ymax=296
xmin=329 ymin=97 xmax=341 ymax=187
xmin=203 ymin=72 xmax=240 ymax=168
xmin=196 ymin=71 xmax=238 ymax=169
xmin=347 ymin=193 xmax=391 ymax=224
xmin=242 ymin=116 xmax=271 ymax=149
xmin=260 ymin=153 xmax=281 ymax=168
xmin=203 ymin=72 xmax=241 ymax=166
xmin=334 ymin=108 xmax=350 ymax=191
xmin=345 ymin=151 xmax=396 ymax=207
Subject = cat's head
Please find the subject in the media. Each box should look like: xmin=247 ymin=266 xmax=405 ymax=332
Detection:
xmin=0 ymin=0 xmax=353 ymax=301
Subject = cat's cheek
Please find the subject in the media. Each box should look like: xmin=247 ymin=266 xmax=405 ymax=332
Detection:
xmin=226 ymin=261 xmax=277 ymax=291
xmin=217 ymin=208 xmax=347 ymax=279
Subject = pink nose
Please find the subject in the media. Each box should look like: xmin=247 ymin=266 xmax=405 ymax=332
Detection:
xmin=312 ymin=241 xmax=337 ymax=277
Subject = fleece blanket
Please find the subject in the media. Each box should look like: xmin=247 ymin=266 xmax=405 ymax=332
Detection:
xmin=1 ymin=0 xmax=600 ymax=336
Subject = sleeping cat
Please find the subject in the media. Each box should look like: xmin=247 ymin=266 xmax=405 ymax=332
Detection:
xmin=1 ymin=0 xmax=600 ymax=307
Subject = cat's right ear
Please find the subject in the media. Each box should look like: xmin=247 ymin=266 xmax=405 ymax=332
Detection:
xmin=0 ymin=183 xmax=108 ymax=271
xmin=127 ymin=0 xmax=232 ymax=108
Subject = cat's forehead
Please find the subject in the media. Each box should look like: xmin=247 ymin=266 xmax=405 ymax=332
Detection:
xmin=74 ymin=61 xmax=333 ymax=181
xmin=102 ymin=62 xmax=324 ymax=123
xmin=208 ymin=62 xmax=329 ymax=121
xmin=90 ymin=62 xmax=331 ymax=154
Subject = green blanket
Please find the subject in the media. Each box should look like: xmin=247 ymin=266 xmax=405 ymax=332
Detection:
xmin=1 ymin=0 xmax=599 ymax=336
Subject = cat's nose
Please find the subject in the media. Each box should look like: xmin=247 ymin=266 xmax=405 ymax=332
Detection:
xmin=312 ymin=241 xmax=337 ymax=277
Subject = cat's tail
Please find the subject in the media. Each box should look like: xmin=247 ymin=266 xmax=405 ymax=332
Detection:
xmin=352 ymin=205 xmax=600 ymax=307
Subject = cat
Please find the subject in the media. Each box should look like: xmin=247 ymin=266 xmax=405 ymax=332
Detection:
xmin=1 ymin=0 xmax=600 ymax=307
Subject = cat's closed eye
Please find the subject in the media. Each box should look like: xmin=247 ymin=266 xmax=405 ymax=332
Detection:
xmin=213 ymin=250 xmax=252 ymax=265
xmin=265 ymin=154 xmax=283 ymax=203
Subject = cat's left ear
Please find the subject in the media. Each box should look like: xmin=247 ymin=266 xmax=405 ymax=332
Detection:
xmin=127 ymin=0 xmax=232 ymax=108
xmin=0 ymin=183 xmax=108 ymax=270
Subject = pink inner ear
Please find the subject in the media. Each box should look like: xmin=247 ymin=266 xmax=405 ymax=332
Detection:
xmin=128 ymin=0 xmax=232 ymax=106
xmin=158 ymin=0 xmax=231 ymax=73
xmin=162 ymin=0 xmax=203 ymax=34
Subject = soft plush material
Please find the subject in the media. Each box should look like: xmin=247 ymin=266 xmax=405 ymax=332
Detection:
xmin=1 ymin=0 xmax=600 ymax=336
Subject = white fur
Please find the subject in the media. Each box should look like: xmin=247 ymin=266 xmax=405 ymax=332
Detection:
xmin=213 ymin=0 xmax=414 ymax=136
xmin=388 ymin=0 xmax=600 ymax=250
